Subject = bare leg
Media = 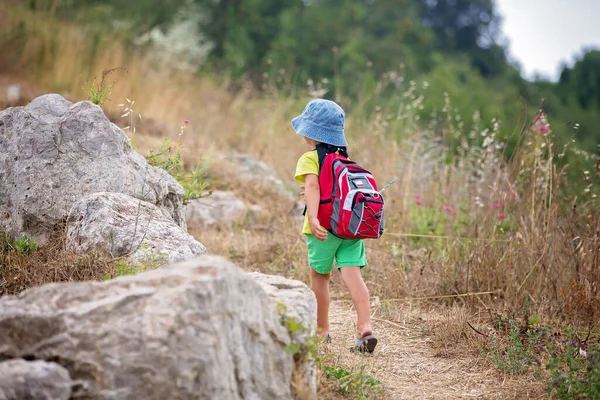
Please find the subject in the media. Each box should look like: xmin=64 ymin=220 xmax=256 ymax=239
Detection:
xmin=310 ymin=269 xmax=331 ymax=338
xmin=340 ymin=266 xmax=372 ymax=337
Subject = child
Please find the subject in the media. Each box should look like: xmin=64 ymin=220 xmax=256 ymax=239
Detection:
xmin=292 ymin=99 xmax=377 ymax=353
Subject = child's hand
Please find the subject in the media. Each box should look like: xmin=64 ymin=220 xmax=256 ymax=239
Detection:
xmin=309 ymin=217 xmax=328 ymax=241
xmin=299 ymin=185 xmax=306 ymax=202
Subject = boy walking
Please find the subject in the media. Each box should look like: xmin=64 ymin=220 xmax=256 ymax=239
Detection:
xmin=293 ymin=99 xmax=377 ymax=353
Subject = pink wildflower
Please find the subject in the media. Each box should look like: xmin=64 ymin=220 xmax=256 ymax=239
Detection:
xmin=496 ymin=213 xmax=506 ymax=220
xmin=493 ymin=203 xmax=501 ymax=210
xmin=539 ymin=124 xmax=549 ymax=134
xmin=415 ymin=194 xmax=423 ymax=206
xmin=443 ymin=206 xmax=452 ymax=213
xmin=184 ymin=119 xmax=190 ymax=125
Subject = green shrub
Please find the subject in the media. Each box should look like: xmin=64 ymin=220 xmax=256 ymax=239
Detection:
xmin=324 ymin=365 xmax=383 ymax=400
xmin=1 ymin=232 xmax=37 ymax=255
xmin=546 ymin=340 xmax=600 ymax=399
xmin=143 ymin=124 xmax=211 ymax=204
xmin=86 ymin=68 xmax=125 ymax=106
xmin=482 ymin=318 xmax=547 ymax=375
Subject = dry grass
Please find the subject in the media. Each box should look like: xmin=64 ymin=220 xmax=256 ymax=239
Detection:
xmin=0 ymin=228 xmax=117 ymax=296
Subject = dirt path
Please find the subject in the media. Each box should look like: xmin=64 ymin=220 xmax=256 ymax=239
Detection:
xmin=322 ymin=300 xmax=546 ymax=400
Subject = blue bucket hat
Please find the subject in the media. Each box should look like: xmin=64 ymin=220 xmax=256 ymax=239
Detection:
xmin=291 ymin=99 xmax=347 ymax=147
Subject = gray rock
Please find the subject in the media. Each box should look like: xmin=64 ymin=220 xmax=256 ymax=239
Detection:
xmin=66 ymin=192 xmax=206 ymax=264
xmin=222 ymin=153 xmax=296 ymax=199
xmin=221 ymin=153 xmax=305 ymax=220
xmin=0 ymin=359 xmax=72 ymax=400
xmin=250 ymin=273 xmax=317 ymax=398
xmin=250 ymin=273 xmax=316 ymax=343
xmin=0 ymin=256 xmax=295 ymax=400
xmin=0 ymin=94 xmax=186 ymax=244
xmin=25 ymin=93 xmax=72 ymax=122
xmin=185 ymin=191 xmax=261 ymax=227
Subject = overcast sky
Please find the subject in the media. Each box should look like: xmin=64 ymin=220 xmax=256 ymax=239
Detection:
xmin=495 ymin=0 xmax=600 ymax=81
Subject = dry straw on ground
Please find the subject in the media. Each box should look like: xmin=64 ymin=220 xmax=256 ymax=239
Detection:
xmin=0 ymin=229 xmax=117 ymax=296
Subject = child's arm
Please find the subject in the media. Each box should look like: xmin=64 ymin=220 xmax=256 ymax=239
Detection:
xmin=304 ymin=174 xmax=328 ymax=241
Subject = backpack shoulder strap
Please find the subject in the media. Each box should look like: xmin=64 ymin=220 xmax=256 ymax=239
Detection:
xmin=315 ymin=143 xmax=348 ymax=172
xmin=315 ymin=143 xmax=328 ymax=173
xmin=302 ymin=144 xmax=348 ymax=217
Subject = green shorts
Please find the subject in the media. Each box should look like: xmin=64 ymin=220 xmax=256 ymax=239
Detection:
xmin=306 ymin=234 xmax=367 ymax=274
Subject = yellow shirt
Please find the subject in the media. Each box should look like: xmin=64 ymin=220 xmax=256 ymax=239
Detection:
xmin=295 ymin=150 xmax=319 ymax=235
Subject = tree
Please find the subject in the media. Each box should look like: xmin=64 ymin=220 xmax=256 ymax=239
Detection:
xmin=29 ymin=0 xmax=188 ymax=32
xmin=194 ymin=0 xmax=303 ymax=78
xmin=559 ymin=50 xmax=600 ymax=110
xmin=267 ymin=0 xmax=431 ymax=97
xmin=418 ymin=0 xmax=507 ymax=77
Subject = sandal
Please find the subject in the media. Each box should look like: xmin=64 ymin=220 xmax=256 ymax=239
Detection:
xmin=351 ymin=334 xmax=378 ymax=354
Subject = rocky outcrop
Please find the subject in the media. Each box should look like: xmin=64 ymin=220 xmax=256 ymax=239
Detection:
xmin=66 ymin=192 xmax=206 ymax=263
xmin=0 ymin=359 xmax=72 ymax=400
xmin=221 ymin=153 xmax=296 ymax=198
xmin=185 ymin=191 xmax=261 ymax=228
xmin=250 ymin=273 xmax=316 ymax=344
xmin=221 ymin=153 xmax=305 ymax=218
xmin=250 ymin=273 xmax=318 ymax=398
xmin=0 ymin=256 xmax=303 ymax=400
xmin=0 ymin=94 xmax=186 ymax=244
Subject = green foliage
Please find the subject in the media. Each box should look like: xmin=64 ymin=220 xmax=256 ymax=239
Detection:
xmin=146 ymin=139 xmax=183 ymax=175
xmin=324 ymin=365 xmax=383 ymax=400
xmin=558 ymin=50 xmax=600 ymax=110
xmin=118 ymin=94 xmax=211 ymax=205
xmin=267 ymin=0 xmax=430 ymax=94
xmin=481 ymin=318 xmax=600 ymax=399
xmin=180 ymin=166 xmax=211 ymax=204
xmin=275 ymin=302 xmax=319 ymax=362
xmin=275 ymin=302 xmax=384 ymax=398
xmin=86 ymin=68 xmax=124 ymax=106
xmin=87 ymin=82 xmax=112 ymax=106
xmin=29 ymin=0 xmax=187 ymax=32
xmin=126 ymin=114 xmax=211 ymax=205
xmin=482 ymin=318 xmax=546 ymax=375
xmin=418 ymin=0 xmax=505 ymax=76
xmin=12 ymin=236 xmax=37 ymax=254
xmin=114 ymin=259 xmax=144 ymax=276
xmin=546 ymin=341 xmax=600 ymax=400
xmin=103 ymin=259 xmax=151 ymax=280
xmin=145 ymin=135 xmax=211 ymax=205
xmin=409 ymin=206 xmax=444 ymax=238
xmin=197 ymin=0 xmax=301 ymax=78
xmin=1 ymin=232 xmax=37 ymax=255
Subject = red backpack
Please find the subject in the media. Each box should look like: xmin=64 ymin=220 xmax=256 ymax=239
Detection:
xmin=307 ymin=144 xmax=385 ymax=240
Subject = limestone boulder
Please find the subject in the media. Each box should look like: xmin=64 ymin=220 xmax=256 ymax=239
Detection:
xmin=250 ymin=273 xmax=316 ymax=343
xmin=0 ymin=359 xmax=72 ymax=400
xmin=184 ymin=191 xmax=261 ymax=227
xmin=66 ymin=192 xmax=206 ymax=264
xmin=0 ymin=94 xmax=186 ymax=244
xmin=0 ymin=256 xmax=296 ymax=400
xmin=250 ymin=273 xmax=317 ymax=398
xmin=221 ymin=153 xmax=305 ymax=219
xmin=222 ymin=153 xmax=295 ymax=199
